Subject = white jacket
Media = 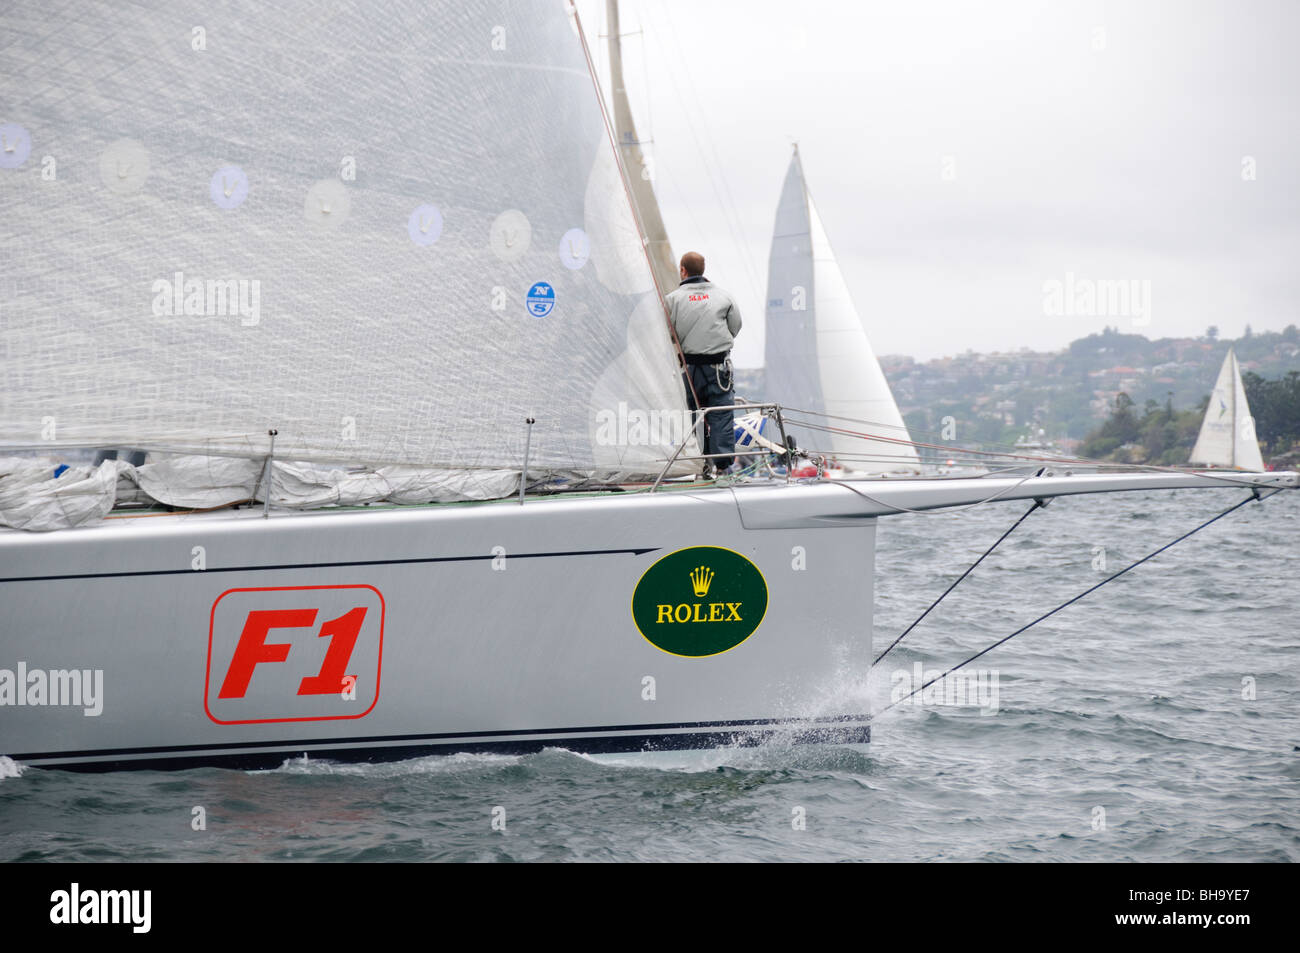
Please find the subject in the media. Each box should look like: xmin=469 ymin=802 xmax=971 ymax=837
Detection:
xmin=665 ymin=277 xmax=742 ymax=357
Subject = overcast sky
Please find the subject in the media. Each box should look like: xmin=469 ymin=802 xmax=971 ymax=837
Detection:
xmin=577 ymin=0 xmax=1300 ymax=366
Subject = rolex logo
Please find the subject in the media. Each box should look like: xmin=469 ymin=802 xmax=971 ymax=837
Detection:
xmin=634 ymin=546 xmax=768 ymax=657
xmin=690 ymin=566 xmax=714 ymax=598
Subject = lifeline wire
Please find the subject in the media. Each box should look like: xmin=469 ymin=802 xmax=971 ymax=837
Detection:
xmin=880 ymin=489 xmax=1277 ymax=714
xmin=872 ymin=498 xmax=1045 ymax=667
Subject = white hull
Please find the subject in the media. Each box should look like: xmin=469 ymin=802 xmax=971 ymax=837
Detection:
xmin=0 ymin=485 xmax=875 ymax=770
xmin=3 ymin=471 xmax=1292 ymax=771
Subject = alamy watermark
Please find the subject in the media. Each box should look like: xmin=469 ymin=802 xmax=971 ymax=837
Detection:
xmin=49 ymin=883 xmax=150 ymax=933
xmin=152 ymin=270 xmax=260 ymax=326
xmin=890 ymin=663 xmax=1000 ymax=715
xmin=594 ymin=402 xmax=693 ymax=447
xmin=0 ymin=662 xmax=103 ymax=716
xmin=1043 ymin=272 xmax=1150 ymax=327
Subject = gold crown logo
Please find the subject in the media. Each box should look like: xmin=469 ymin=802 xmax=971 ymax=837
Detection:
xmin=689 ymin=566 xmax=714 ymax=598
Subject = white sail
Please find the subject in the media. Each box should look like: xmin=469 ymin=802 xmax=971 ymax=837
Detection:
xmin=1189 ymin=347 xmax=1266 ymax=470
xmin=764 ymin=148 xmax=917 ymax=470
xmin=764 ymin=149 xmax=822 ymax=421
xmin=0 ymin=0 xmax=688 ymax=480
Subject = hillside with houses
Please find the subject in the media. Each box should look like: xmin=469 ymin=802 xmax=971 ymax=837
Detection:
xmin=877 ymin=325 xmax=1300 ymax=457
xmin=734 ymin=325 xmax=1300 ymax=465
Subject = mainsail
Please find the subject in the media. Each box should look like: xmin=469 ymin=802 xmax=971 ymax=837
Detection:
xmin=763 ymin=147 xmax=918 ymax=471
xmin=1189 ymin=347 xmax=1266 ymax=471
xmin=0 ymin=0 xmax=688 ymax=480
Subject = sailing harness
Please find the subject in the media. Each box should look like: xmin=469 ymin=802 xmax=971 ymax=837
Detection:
xmin=682 ymin=351 xmax=734 ymax=393
xmin=865 ymin=483 xmax=1283 ymax=714
xmin=716 ymin=356 xmax=733 ymax=392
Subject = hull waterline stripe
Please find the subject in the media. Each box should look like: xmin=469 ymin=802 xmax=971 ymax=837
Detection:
xmin=17 ymin=724 xmax=874 ymax=773
xmin=0 ymin=547 xmax=660 ymax=585
xmin=9 ymin=713 xmax=874 ymax=763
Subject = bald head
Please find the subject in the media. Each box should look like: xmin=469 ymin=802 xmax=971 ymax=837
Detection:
xmin=680 ymin=251 xmax=705 ymax=278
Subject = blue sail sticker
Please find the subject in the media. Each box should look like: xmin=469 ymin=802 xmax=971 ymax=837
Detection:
xmin=526 ymin=282 xmax=555 ymax=317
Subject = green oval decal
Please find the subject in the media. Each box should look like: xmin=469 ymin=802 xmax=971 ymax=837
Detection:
xmin=632 ymin=546 xmax=768 ymax=658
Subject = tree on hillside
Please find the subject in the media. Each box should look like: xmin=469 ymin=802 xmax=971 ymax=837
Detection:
xmin=1080 ymin=392 xmax=1140 ymax=458
xmin=1082 ymin=392 xmax=1204 ymax=464
xmin=1243 ymin=370 xmax=1300 ymax=452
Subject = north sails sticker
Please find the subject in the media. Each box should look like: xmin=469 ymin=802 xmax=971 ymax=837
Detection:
xmin=526 ymin=281 xmax=555 ymax=317
xmin=631 ymin=546 xmax=768 ymax=657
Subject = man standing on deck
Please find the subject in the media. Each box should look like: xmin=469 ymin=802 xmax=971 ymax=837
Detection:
xmin=665 ymin=251 xmax=742 ymax=476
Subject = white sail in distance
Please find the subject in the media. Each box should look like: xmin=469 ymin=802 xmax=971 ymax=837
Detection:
xmin=1189 ymin=347 xmax=1266 ymax=471
xmin=0 ymin=0 xmax=689 ymax=478
xmin=763 ymin=148 xmax=918 ymax=471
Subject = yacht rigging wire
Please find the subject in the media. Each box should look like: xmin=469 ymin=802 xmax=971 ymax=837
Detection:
xmin=777 ymin=406 xmax=1274 ymax=489
xmin=872 ymin=498 xmax=1045 ymax=667
xmin=878 ymin=488 xmax=1279 ymax=714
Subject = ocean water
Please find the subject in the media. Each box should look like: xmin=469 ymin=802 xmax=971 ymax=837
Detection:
xmin=2 ymin=486 xmax=1296 ymax=862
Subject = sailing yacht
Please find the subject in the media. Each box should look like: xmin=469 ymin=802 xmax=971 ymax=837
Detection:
xmin=1189 ymin=347 xmax=1267 ymax=471
xmin=764 ymin=147 xmax=920 ymax=474
xmin=0 ymin=1 xmax=1292 ymax=771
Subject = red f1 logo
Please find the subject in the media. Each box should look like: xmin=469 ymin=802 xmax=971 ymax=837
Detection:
xmin=205 ymin=585 xmax=384 ymax=725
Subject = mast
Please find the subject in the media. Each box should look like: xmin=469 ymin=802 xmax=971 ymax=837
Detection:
xmin=606 ymin=0 xmax=678 ymax=296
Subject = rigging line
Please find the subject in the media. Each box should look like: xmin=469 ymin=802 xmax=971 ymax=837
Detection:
xmin=575 ymin=1 xmax=701 ymax=414
xmin=872 ymin=499 xmax=1045 ymax=668
xmin=577 ymin=1 xmax=664 ymax=308
xmin=829 ymin=469 xmax=1047 ymax=515
xmin=641 ymin=3 xmax=728 ymax=234
xmin=785 ymin=413 xmax=1073 ymax=457
xmin=646 ymin=0 xmax=765 ymax=295
xmin=635 ymin=7 xmax=654 ymax=150
xmin=778 ymin=402 xmax=1123 ymax=453
xmin=778 ymin=404 xmax=1274 ymax=488
xmin=619 ymin=7 xmax=707 ymax=244
xmin=879 ymin=489 xmax=1280 ymax=714
xmin=778 ymin=414 xmax=1274 ymax=488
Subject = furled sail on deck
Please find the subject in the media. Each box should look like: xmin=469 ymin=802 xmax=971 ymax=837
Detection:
xmin=605 ymin=0 xmax=677 ymax=297
xmin=1189 ymin=347 xmax=1266 ymax=470
xmin=0 ymin=0 xmax=689 ymax=479
xmin=763 ymin=148 xmax=918 ymax=471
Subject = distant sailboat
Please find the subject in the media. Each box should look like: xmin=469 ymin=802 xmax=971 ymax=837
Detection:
xmin=1189 ymin=347 xmax=1266 ymax=471
xmin=763 ymin=146 xmax=918 ymax=472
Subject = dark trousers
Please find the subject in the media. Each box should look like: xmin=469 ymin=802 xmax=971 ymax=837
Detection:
xmin=684 ymin=362 xmax=736 ymax=469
